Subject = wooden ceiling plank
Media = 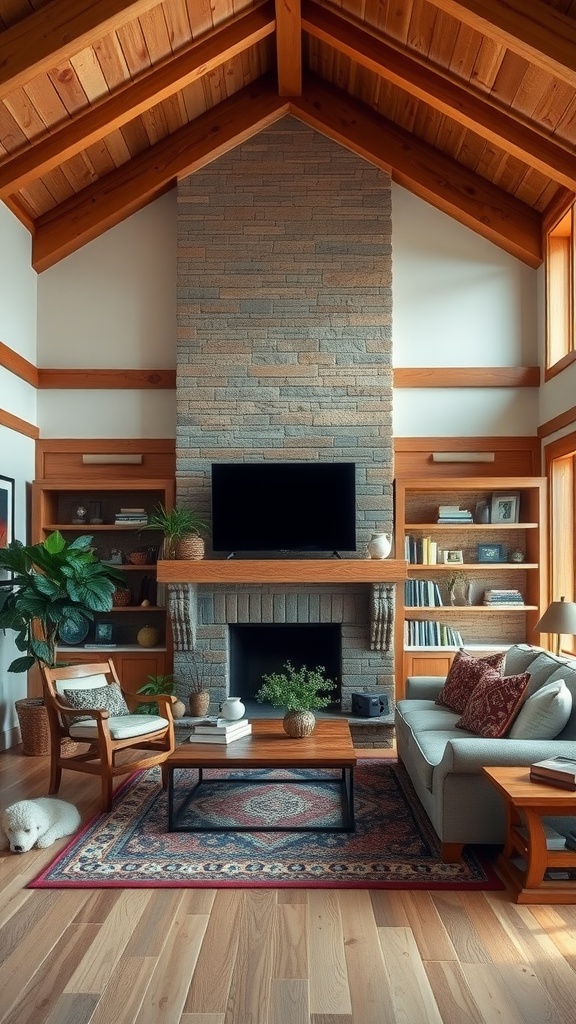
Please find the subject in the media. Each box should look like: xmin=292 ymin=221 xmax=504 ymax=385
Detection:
xmin=276 ymin=0 xmax=302 ymax=95
xmin=0 ymin=0 xmax=165 ymax=100
xmin=302 ymin=1 xmax=576 ymax=191
xmin=430 ymin=0 xmax=576 ymax=87
xmin=0 ymin=2 xmax=276 ymax=197
xmin=32 ymin=77 xmax=289 ymax=271
xmin=290 ymin=76 xmax=542 ymax=267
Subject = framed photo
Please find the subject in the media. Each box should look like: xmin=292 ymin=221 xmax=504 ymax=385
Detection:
xmin=0 ymin=477 xmax=14 ymax=589
xmin=490 ymin=492 xmax=520 ymax=524
xmin=95 ymin=621 xmax=113 ymax=644
xmin=477 ymin=543 xmax=505 ymax=563
xmin=443 ymin=549 xmax=464 ymax=564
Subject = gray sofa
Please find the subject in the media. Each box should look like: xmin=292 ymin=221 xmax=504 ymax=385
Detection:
xmin=395 ymin=644 xmax=576 ymax=861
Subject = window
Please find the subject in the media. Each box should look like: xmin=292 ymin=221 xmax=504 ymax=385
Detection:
xmin=545 ymin=203 xmax=575 ymax=376
xmin=546 ymin=432 xmax=576 ymax=656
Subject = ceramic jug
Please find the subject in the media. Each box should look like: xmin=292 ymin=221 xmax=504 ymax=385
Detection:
xmin=220 ymin=696 xmax=246 ymax=721
xmin=367 ymin=533 xmax=392 ymax=559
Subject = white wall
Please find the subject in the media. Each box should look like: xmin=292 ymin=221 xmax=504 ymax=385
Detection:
xmin=392 ymin=185 xmax=540 ymax=436
xmin=0 ymin=204 xmax=37 ymax=750
xmin=37 ymin=191 xmax=177 ymax=438
xmin=35 ymin=183 xmax=542 ymax=440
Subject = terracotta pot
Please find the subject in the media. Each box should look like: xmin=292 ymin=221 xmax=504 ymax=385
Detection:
xmin=282 ymin=710 xmax=316 ymax=738
xmin=189 ymin=690 xmax=210 ymax=716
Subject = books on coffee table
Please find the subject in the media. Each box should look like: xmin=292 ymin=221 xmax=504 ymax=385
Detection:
xmin=530 ymin=756 xmax=576 ymax=790
xmin=187 ymin=720 xmax=252 ymax=744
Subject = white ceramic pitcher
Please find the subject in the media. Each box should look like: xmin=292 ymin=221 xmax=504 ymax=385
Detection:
xmin=367 ymin=533 xmax=392 ymax=559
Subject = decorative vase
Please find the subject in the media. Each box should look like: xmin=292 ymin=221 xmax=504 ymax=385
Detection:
xmin=220 ymin=696 xmax=245 ymax=721
xmin=137 ymin=625 xmax=160 ymax=647
xmin=189 ymin=690 xmax=210 ymax=716
xmin=172 ymin=697 xmax=186 ymax=719
xmin=176 ymin=534 xmax=205 ymax=560
xmin=367 ymin=533 xmax=392 ymax=559
xmin=282 ymin=710 xmax=316 ymax=738
xmin=511 ymin=549 xmax=525 ymax=563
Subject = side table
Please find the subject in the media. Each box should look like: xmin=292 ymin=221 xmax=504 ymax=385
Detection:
xmin=483 ymin=766 xmax=576 ymax=904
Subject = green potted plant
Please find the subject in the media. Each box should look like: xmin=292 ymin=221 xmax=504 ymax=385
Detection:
xmin=255 ymin=660 xmax=336 ymax=737
xmin=0 ymin=531 xmax=123 ymax=753
xmin=142 ymin=503 xmax=209 ymax=560
xmin=135 ymin=673 xmax=185 ymax=718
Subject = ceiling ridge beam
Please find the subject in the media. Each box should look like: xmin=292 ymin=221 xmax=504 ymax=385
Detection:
xmin=302 ymin=0 xmax=576 ymax=191
xmin=32 ymin=77 xmax=289 ymax=272
xmin=0 ymin=0 xmax=164 ymax=101
xmin=276 ymin=0 xmax=302 ymax=95
xmin=430 ymin=0 xmax=576 ymax=87
xmin=0 ymin=2 xmax=276 ymax=199
xmin=290 ymin=76 xmax=542 ymax=268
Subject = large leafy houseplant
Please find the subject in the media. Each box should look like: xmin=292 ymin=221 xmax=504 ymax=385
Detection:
xmin=0 ymin=531 xmax=123 ymax=673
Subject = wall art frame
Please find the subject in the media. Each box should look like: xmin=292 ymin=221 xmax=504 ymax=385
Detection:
xmin=477 ymin=543 xmax=506 ymax=563
xmin=490 ymin=492 xmax=520 ymax=524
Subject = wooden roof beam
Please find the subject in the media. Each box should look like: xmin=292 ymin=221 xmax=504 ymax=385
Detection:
xmin=431 ymin=0 xmax=576 ymax=88
xmin=0 ymin=0 xmax=162 ymax=101
xmin=302 ymin=1 xmax=576 ymax=191
xmin=0 ymin=3 xmax=276 ymax=199
xmin=290 ymin=77 xmax=542 ymax=268
xmin=32 ymin=77 xmax=288 ymax=272
xmin=276 ymin=0 xmax=302 ymax=95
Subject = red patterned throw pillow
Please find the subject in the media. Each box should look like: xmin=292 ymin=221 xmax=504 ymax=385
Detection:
xmin=456 ymin=670 xmax=530 ymax=738
xmin=435 ymin=650 xmax=506 ymax=714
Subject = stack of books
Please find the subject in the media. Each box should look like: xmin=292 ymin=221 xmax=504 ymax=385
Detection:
xmin=483 ymin=589 xmax=524 ymax=606
xmin=114 ymin=507 xmax=149 ymax=526
xmin=187 ymin=717 xmax=252 ymax=744
xmin=530 ymin=756 xmax=576 ymax=790
xmin=437 ymin=505 xmax=473 ymax=524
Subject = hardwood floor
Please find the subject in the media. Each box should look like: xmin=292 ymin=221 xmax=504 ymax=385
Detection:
xmin=2 ymin=748 xmax=576 ymax=1024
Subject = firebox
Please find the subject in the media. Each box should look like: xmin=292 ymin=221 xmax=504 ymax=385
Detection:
xmin=229 ymin=623 xmax=342 ymax=707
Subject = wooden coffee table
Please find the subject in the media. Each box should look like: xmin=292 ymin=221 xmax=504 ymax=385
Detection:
xmin=166 ymin=718 xmax=357 ymax=833
xmin=483 ymin=766 xmax=576 ymax=904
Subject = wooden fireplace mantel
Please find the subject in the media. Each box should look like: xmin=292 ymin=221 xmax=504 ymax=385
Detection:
xmin=156 ymin=559 xmax=408 ymax=585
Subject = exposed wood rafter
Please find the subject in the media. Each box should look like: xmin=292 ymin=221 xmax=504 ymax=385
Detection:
xmin=291 ymin=77 xmax=542 ymax=268
xmin=276 ymin=0 xmax=303 ymax=95
xmin=302 ymin=1 xmax=576 ymax=192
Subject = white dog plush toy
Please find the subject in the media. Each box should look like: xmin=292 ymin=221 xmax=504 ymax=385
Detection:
xmin=0 ymin=798 xmax=81 ymax=853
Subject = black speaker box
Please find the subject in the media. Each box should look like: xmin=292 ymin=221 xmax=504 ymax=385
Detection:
xmin=351 ymin=692 xmax=390 ymax=718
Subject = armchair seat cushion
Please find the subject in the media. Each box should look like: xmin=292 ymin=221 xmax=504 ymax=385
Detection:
xmin=69 ymin=714 xmax=170 ymax=741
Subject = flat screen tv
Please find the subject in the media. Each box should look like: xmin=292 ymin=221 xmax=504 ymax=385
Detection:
xmin=211 ymin=462 xmax=356 ymax=554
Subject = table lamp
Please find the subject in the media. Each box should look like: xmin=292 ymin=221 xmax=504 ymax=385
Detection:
xmin=535 ymin=596 xmax=576 ymax=655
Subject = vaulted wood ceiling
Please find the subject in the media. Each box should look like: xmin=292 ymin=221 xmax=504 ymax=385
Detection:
xmin=1 ymin=0 xmax=575 ymax=272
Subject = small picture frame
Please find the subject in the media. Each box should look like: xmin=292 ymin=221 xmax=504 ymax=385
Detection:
xmin=477 ymin=543 xmax=506 ymax=563
xmin=443 ymin=549 xmax=464 ymax=564
xmin=95 ymin=621 xmax=113 ymax=644
xmin=490 ymin=492 xmax=520 ymax=524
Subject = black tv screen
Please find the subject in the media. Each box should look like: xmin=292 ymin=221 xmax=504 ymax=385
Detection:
xmin=211 ymin=462 xmax=356 ymax=554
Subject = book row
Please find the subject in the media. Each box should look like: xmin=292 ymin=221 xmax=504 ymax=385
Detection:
xmin=404 ymin=619 xmax=464 ymax=647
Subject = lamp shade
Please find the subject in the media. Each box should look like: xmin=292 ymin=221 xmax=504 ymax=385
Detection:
xmin=535 ymin=596 xmax=576 ymax=635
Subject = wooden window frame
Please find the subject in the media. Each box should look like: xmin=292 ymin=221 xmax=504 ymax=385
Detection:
xmin=545 ymin=430 xmax=576 ymax=656
xmin=545 ymin=204 xmax=576 ymax=380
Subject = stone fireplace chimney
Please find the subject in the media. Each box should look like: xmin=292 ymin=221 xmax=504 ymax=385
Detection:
xmin=175 ymin=115 xmax=394 ymax=714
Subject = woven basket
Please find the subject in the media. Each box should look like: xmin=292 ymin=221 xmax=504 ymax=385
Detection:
xmin=176 ymin=534 xmax=205 ymax=560
xmin=112 ymin=586 xmax=131 ymax=607
xmin=15 ymin=698 xmax=79 ymax=757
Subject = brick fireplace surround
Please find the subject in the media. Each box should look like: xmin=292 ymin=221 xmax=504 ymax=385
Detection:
xmin=173 ymin=116 xmax=395 ymax=738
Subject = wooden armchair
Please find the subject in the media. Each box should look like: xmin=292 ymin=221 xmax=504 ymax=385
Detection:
xmin=41 ymin=659 xmax=176 ymax=812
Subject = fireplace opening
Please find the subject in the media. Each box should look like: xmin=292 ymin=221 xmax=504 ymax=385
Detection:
xmin=229 ymin=624 xmax=342 ymax=708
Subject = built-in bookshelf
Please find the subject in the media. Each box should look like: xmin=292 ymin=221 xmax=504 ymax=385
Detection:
xmin=394 ymin=477 xmax=547 ymax=696
xmin=31 ymin=478 xmax=175 ymax=694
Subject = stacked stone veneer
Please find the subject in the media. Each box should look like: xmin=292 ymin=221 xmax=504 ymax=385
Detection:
xmin=175 ymin=115 xmax=394 ymax=717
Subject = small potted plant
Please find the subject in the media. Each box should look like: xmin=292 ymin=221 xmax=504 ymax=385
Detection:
xmin=255 ymin=660 xmax=336 ymax=737
xmin=135 ymin=673 xmax=185 ymax=718
xmin=188 ymin=651 xmax=210 ymax=716
xmin=142 ymin=504 xmax=209 ymax=560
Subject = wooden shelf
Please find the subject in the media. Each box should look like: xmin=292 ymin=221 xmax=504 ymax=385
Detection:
xmin=404 ymin=605 xmax=537 ymax=613
xmin=157 ymin=558 xmax=408 ymax=585
xmin=407 ymin=563 xmax=538 ymax=571
xmin=406 ymin=523 xmax=538 ymax=530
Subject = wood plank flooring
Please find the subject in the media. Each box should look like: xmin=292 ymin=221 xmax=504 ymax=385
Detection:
xmin=2 ymin=748 xmax=576 ymax=1024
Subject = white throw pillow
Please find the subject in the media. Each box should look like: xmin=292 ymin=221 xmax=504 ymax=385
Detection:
xmin=508 ymin=679 xmax=572 ymax=739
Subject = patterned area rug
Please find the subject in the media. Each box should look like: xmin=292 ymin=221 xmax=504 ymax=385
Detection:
xmin=29 ymin=761 xmax=503 ymax=889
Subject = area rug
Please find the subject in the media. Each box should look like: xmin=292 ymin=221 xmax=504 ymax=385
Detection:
xmin=29 ymin=761 xmax=504 ymax=889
